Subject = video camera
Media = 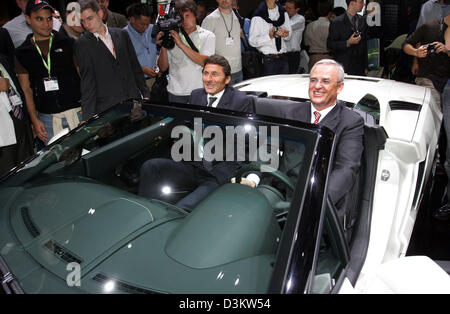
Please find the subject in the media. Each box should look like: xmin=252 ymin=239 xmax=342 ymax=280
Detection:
xmin=151 ymin=0 xmax=183 ymax=50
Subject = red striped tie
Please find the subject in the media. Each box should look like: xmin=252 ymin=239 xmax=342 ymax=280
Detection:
xmin=313 ymin=111 xmax=321 ymax=124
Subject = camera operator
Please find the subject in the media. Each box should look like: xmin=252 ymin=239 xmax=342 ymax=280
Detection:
xmin=157 ymin=0 xmax=216 ymax=104
xmin=403 ymin=14 xmax=450 ymax=110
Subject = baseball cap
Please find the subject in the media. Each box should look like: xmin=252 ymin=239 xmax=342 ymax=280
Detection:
xmin=25 ymin=0 xmax=55 ymax=16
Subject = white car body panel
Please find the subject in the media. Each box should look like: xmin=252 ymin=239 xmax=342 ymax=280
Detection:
xmin=235 ymin=75 xmax=448 ymax=293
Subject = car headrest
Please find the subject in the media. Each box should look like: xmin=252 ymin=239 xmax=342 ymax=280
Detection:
xmin=254 ymin=98 xmax=304 ymax=119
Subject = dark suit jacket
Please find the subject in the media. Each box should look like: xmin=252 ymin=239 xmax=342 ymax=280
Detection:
xmin=188 ymin=86 xmax=254 ymax=114
xmin=0 ymin=28 xmax=14 ymax=67
xmin=187 ymin=86 xmax=253 ymax=184
xmin=75 ymin=27 xmax=150 ymax=120
xmin=283 ymin=101 xmax=364 ymax=207
xmin=327 ymin=13 xmax=368 ymax=76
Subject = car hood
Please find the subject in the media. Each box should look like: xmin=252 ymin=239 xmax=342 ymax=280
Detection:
xmin=1 ymin=178 xmax=279 ymax=293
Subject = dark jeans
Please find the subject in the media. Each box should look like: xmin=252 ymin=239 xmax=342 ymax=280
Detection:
xmin=138 ymin=158 xmax=219 ymax=211
xmin=262 ymin=54 xmax=289 ymax=76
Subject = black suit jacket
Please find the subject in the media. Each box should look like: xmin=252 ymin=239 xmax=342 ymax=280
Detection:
xmin=327 ymin=13 xmax=368 ymax=76
xmin=283 ymin=101 xmax=364 ymax=207
xmin=0 ymin=28 xmax=14 ymax=67
xmin=188 ymin=86 xmax=254 ymax=114
xmin=187 ymin=86 xmax=253 ymax=184
xmin=75 ymin=27 xmax=150 ymax=120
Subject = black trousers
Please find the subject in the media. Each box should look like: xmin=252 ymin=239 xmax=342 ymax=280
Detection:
xmin=287 ymin=51 xmax=301 ymax=74
xmin=138 ymin=158 xmax=219 ymax=212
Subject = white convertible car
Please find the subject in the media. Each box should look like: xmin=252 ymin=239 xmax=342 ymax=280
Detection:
xmin=235 ymin=74 xmax=450 ymax=293
xmin=1 ymin=75 xmax=449 ymax=295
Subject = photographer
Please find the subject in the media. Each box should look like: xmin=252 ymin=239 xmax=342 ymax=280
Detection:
xmin=157 ymin=0 xmax=216 ymax=104
xmin=403 ymin=14 xmax=450 ymax=110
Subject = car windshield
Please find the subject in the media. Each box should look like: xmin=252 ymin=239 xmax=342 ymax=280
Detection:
xmin=0 ymin=101 xmax=322 ymax=294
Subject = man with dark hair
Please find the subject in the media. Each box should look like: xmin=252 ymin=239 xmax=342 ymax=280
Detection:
xmin=284 ymin=0 xmax=305 ymax=74
xmin=3 ymin=0 xmax=61 ymax=48
xmin=76 ymin=0 xmax=150 ymax=121
xmin=327 ymin=0 xmax=368 ymax=75
xmin=96 ymin=0 xmax=128 ymax=28
xmin=124 ymin=3 xmax=159 ymax=91
xmin=189 ymin=55 xmax=253 ymax=112
xmin=15 ymin=0 xmax=81 ymax=145
xmin=139 ymin=55 xmax=253 ymax=211
xmin=304 ymin=0 xmax=333 ymax=71
xmin=249 ymin=0 xmax=292 ymax=75
xmin=157 ymin=0 xmax=215 ymax=104
xmin=59 ymin=2 xmax=84 ymax=40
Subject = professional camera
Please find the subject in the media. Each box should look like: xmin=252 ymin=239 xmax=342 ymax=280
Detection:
xmin=426 ymin=43 xmax=436 ymax=57
xmin=151 ymin=0 xmax=183 ymax=50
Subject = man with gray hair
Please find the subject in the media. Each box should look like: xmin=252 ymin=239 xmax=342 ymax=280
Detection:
xmin=244 ymin=59 xmax=364 ymax=218
xmin=286 ymin=59 xmax=364 ymax=214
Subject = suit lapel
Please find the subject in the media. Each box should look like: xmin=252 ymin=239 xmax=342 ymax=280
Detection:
xmin=88 ymin=29 xmax=117 ymax=62
xmin=319 ymin=103 xmax=341 ymax=131
xmin=216 ymin=87 xmax=232 ymax=110
xmin=109 ymin=28 xmax=120 ymax=60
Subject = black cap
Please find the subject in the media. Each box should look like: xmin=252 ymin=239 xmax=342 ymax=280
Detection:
xmin=25 ymin=0 xmax=55 ymax=16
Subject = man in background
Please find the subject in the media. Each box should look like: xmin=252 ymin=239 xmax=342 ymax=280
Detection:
xmin=59 ymin=2 xmax=84 ymax=40
xmin=3 ymin=0 xmax=61 ymax=48
xmin=124 ymin=3 xmax=159 ymax=91
xmin=76 ymin=0 xmax=149 ymax=121
xmin=304 ymin=0 xmax=334 ymax=71
xmin=327 ymin=0 xmax=368 ymax=75
xmin=97 ymin=0 xmax=128 ymax=28
xmin=202 ymin=0 xmax=243 ymax=84
xmin=284 ymin=0 xmax=305 ymax=74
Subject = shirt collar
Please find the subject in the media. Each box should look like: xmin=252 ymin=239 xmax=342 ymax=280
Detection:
xmin=311 ymin=103 xmax=336 ymax=123
xmin=208 ymin=88 xmax=226 ymax=107
xmin=93 ymin=24 xmax=110 ymax=40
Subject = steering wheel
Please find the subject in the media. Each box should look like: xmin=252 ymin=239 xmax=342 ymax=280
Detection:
xmin=235 ymin=163 xmax=295 ymax=215
xmin=235 ymin=163 xmax=296 ymax=192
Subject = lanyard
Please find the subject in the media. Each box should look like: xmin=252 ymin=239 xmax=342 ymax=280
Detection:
xmin=0 ymin=64 xmax=17 ymax=95
xmin=32 ymin=34 xmax=54 ymax=77
xmin=219 ymin=10 xmax=234 ymax=38
xmin=180 ymin=28 xmax=201 ymax=51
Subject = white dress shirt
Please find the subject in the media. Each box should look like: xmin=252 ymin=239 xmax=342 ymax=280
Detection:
xmin=286 ymin=13 xmax=305 ymax=52
xmin=311 ymin=103 xmax=336 ymax=124
xmin=249 ymin=7 xmax=292 ymax=55
xmin=93 ymin=25 xmax=116 ymax=58
xmin=167 ymin=26 xmax=216 ymax=96
xmin=207 ymin=88 xmax=225 ymax=108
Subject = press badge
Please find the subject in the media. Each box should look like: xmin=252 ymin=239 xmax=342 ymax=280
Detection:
xmin=9 ymin=94 xmax=22 ymax=107
xmin=226 ymin=37 xmax=234 ymax=46
xmin=44 ymin=77 xmax=59 ymax=92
